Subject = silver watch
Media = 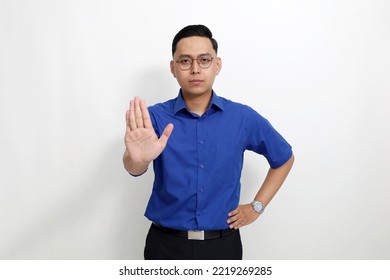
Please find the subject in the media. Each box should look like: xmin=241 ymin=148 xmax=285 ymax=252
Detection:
xmin=251 ymin=200 xmax=265 ymax=214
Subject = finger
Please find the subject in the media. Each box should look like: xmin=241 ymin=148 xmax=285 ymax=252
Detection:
xmin=228 ymin=209 xmax=239 ymax=217
xmin=140 ymin=99 xmax=153 ymax=129
xmin=232 ymin=215 xmax=250 ymax=229
xmin=134 ymin=96 xmax=144 ymax=128
xmin=227 ymin=218 xmax=235 ymax=225
xmin=125 ymin=110 xmax=130 ymax=133
xmin=158 ymin=123 xmax=174 ymax=148
xmin=229 ymin=220 xmax=241 ymax=229
xmin=227 ymin=212 xmax=240 ymax=224
xmin=129 ymin=99 xmax=137 ymax=130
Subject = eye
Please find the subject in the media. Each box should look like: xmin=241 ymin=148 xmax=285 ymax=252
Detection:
xmin=199 ymin=55 xmax=213 ymax=65
xmin=179 ymin=58 xmax=192 ymax=64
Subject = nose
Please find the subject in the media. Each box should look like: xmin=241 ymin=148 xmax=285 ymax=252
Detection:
xmin=190 ymin=60 xmax=201 ymax=74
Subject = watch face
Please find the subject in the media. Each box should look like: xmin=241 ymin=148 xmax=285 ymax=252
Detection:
xmin=253 ymin=202 xmax=262 ymax=212
xmin=253 ymin=203 xmax=262 ymax=212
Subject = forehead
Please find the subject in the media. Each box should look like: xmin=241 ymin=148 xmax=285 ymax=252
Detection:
xmin=174 ymin=36 xmax=215 ymax=57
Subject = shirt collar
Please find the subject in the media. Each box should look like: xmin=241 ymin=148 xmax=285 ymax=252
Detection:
xmin=173 ymin=89 xmax=224 ymax=115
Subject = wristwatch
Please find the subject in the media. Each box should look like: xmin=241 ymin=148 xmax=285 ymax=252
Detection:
xmin=251 ymin=200 xmax=265 ymax=214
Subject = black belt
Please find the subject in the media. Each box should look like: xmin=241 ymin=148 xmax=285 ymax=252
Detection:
xmin=152 ymin=223 xmax=236 ymax=240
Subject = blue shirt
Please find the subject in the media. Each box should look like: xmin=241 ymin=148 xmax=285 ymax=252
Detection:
xmin=144 ymin=91 xmax=292 ymax=230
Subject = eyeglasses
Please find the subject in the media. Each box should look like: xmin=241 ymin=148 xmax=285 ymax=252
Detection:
xmin=175 ymin=54 xmax=216 ymax=71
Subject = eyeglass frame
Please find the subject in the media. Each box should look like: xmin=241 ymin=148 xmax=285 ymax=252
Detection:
xmin=174 ymin=54 xmax=217 ymax=71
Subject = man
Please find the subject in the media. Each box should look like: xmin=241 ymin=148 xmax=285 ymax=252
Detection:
xmin=123 ymin=25 xmax=294 ymax=260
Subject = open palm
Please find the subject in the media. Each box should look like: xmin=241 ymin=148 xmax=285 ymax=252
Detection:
xmin=125 ymin=96 xmax=173 ymax=168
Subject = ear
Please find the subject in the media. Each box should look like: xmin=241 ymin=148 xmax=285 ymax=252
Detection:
xmin=170 ymin=60 xmax=176 ymax=78
xmin=216 ymin=57 xmax=222 ymax=75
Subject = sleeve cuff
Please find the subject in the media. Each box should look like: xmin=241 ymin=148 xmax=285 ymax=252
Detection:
xmin=129 ymin=168 xmax=148 ymax=177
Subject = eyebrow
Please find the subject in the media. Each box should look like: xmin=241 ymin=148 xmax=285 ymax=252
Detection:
xmin=177 ymin=53 xmax=212 ymax=59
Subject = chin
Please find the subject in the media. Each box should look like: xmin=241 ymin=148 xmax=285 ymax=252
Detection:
xmin=183 ymin=87 xmax=211 ymax=96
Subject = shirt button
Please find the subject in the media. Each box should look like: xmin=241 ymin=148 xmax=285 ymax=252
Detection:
xmin=200 ymin=164 xmax=204 ymax=169
xmin=199 ymin=187 xmax=204 ymax=193
xmin=199 ymin=140 xmax=204 ymax=144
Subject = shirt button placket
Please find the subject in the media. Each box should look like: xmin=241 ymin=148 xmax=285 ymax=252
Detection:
xmin=196 ymin=119 xmax=206 ymax=226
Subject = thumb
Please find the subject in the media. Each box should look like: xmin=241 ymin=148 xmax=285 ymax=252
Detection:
xmin=158 ymin=123 xmax=174 ymax=148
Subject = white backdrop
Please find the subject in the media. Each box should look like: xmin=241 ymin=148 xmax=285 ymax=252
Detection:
xmin=1 ymin=0 xmax=389 ymax=259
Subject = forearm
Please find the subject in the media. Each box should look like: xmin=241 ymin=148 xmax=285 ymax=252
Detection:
xmin=255 ymin=154 xmax=294 ymax=207
xmin=123 ymin=149 xmax=150 ymax=176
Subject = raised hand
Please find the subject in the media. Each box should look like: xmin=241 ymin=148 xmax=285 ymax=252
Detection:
xmin=123 ymin=96 xmax=173 ymax=175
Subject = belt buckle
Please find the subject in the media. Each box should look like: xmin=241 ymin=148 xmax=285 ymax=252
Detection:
xmin=188 ymin=230 xmax=204 ymax=240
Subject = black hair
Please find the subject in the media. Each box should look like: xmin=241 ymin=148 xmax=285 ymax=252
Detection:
xmin=172 ymin=24 xmax=218 ymax=56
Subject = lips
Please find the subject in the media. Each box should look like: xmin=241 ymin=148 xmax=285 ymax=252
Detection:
xmin=189 ymin=79 xmax=203 ymax=85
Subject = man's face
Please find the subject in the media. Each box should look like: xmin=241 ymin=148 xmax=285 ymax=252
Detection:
xmin=170 ymin=36 xmax=222 ymax=99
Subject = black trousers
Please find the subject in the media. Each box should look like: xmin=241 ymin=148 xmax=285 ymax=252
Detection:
xmin=144 ymin=223 xmax=243 ymax=260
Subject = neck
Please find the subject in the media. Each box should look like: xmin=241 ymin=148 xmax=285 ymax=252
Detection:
xmin=182 ymin=90 xmax=212 ymax=116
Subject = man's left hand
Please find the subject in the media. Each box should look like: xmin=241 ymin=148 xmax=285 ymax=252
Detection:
xmin=227 ymin=204 xmax=260 ymax=229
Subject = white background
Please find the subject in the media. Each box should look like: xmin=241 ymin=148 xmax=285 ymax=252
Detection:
xmin=0 ymin=0 xmax=389 ymax=260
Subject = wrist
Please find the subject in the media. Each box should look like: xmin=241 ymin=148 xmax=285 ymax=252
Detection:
xmin=123 ymin=150 xmax=150 ymax=176
xmin=251 ymin=200 xmax=265 ymax=214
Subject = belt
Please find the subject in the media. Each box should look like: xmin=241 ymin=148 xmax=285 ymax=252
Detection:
xmin=152 ymin=223 xmax=236 ymax=240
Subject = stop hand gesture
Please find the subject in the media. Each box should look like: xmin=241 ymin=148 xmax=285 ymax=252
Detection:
xmin=124 ymin=96 xmax=174 ymax=175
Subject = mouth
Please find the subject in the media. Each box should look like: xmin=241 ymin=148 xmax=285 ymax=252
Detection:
xmin=189 ymin=79 xmax=203 ymax=85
